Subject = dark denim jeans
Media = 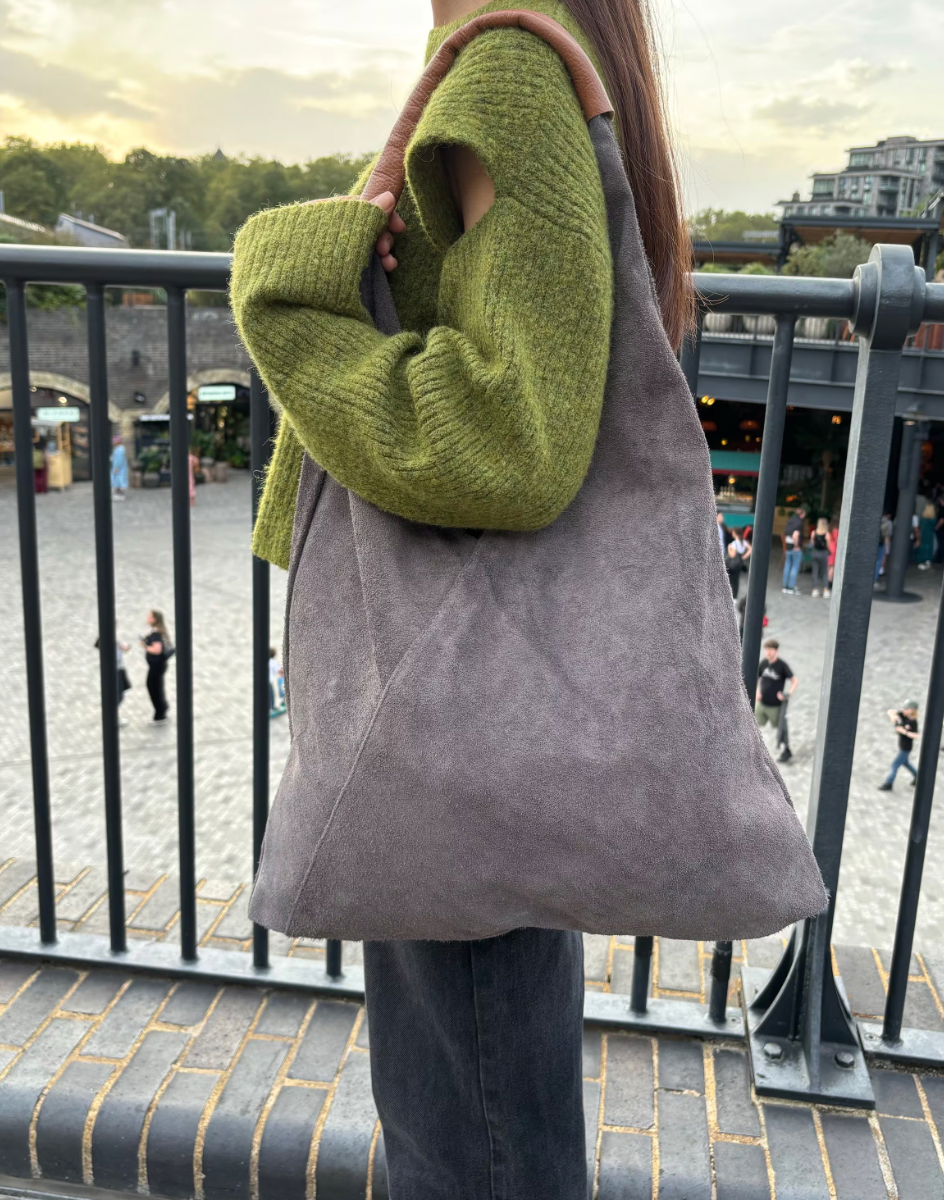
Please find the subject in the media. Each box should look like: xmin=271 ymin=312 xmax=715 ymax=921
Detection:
xmin=884 ymin=748 xmax=917 ymax=786
xmin=783 ymin=548 xmax=802 ymax=590
xmin=363 ymin=928 xmax=586 ymax=1200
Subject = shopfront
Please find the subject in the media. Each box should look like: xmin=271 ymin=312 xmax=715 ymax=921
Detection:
xmin=0 ymin=387 xmax=92 ymax=485
xmin=188 ymin=383 xmax=251 ymax=467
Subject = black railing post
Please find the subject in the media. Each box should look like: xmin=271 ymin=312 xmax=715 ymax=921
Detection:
xmin=250 ymin=369 xmax=272 ymax=971
xmin=630 ymin=936 xmax=653 ymax=1014
xmin=883 ymin=573 xmax=944 ymax=1043
xmin=680 ymin=308 xmax=704 ymax=399
xmin=326 ymin=940 xmax=344 ymax=980
xmin=7 ymin=279 xmax=57 ymax=945
xmin=167 ymin=285 xmax=197 ymax=962
xmin=879 ymin=417 xmax=926 ymax=603
xmin=708 ymin=941 xmax=734 ymax=1024
xmin=744 ymin=245 xmax=927 ymax=1107
xmin=741 ymin=314 xmax=796 ymax=700
xmin=87 ymin=282 xmax=126 ymax=953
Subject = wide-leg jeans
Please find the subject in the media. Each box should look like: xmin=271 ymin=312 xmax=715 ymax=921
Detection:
xmin=363 ymin=927 xmax=586 ymax=1200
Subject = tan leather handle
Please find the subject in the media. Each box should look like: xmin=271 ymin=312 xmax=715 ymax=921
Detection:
xmin=363 ymin=9 xmax=613 ymax=204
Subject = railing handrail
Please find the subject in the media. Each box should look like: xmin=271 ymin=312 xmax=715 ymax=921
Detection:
xmin=3 ymin=242 xmax=942 ymax=323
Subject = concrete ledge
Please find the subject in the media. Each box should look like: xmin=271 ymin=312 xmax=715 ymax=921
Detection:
xmin=3 ymin=959 xmax=944 ymax=1198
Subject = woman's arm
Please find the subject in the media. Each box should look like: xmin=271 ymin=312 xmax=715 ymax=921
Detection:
xmin=232 ymin=30 xmax=612 ymax=534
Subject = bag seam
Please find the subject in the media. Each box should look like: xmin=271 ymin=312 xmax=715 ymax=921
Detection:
xmin=284 ymin=531 xmax=489 ymax=932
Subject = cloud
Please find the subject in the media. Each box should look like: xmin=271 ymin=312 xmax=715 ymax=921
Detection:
xmin=754 ymin=94 xmax=871 ymax=134
xmin=842 ymin=59 xmax=900 ymax=88
xmin=0 ymin=41 xmax=150 ymax=120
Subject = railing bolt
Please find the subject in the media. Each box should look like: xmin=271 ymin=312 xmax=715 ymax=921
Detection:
xmin=834 ymin=1051 xmax=856 ymax=1070
xmin=763 ymin=1042 xmax=783 ymax=1062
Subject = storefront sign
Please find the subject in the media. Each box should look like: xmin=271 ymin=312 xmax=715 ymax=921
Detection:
xmin=36 ymin=406 xmax=80 ymax=423
xmin=197 ymin=384 xmax=236 ymax=403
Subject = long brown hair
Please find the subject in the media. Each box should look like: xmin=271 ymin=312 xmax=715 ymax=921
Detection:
xmin=150 ymin=609 xmax=171 ymax=641
xmin=562 ymin=0 xmax=693 ymax=350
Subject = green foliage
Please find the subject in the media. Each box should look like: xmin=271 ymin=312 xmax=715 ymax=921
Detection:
xmin=138 ymin=447 xmax=166 ymax=474
xmin=0 ymin=136 xmax=374 ymax=252
xmin=689 ymin=208 xmax=779 ymax=243
xmin=740 ymin=261 xmax=775 ymax=275
xmin=189 ymin=429 xmax=217 ymax=459
xmin=696 ymin=262 xmax=736 ymax=274
xmin=782 ymin=232 xmax=873 ymax=279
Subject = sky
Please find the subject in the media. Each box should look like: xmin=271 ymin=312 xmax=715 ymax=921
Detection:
xmin=0 ymin=0 xmax=941 ymax=214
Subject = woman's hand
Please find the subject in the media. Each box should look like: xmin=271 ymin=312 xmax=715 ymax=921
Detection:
xmin=370 ymin=191 xmax=406 ymax=273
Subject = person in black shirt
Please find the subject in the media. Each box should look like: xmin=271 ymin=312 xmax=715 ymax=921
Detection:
xmin=141 ymin=608 xmax=173 ymax=725
xmin=878 ymin=701 xmax=919 ymax=791
xmin=755 ymin=639 xmax=798 ymax=764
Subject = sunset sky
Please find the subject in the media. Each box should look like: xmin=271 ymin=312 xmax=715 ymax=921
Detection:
xmin=1 ymin=0 xmax=941 ymax=213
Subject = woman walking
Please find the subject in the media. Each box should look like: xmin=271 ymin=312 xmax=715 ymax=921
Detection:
xmin=230 ymin=1 xmax=826 ymax=1194
xmin=141 ymin=609 xmax=172 ymax=725
xmin=110 ymin=436 xmax=128 ymax=501
xmin=810 ymin=517 xmax=830 ymax=597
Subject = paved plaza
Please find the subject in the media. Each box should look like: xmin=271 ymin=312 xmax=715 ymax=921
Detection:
xmin=3 ymin=477 xmax=944 ymax=959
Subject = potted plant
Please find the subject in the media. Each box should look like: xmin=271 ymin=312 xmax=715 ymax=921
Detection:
xmin=191 ymin=430 xmax=216 ymax=480
xmin=140 ymin=448 xmax=162 ymax=488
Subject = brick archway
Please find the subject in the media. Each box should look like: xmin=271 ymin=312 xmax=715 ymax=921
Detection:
xmin=152 ymin=369 xmax=253 ymax=415
xmin=0 ymin=371 xmax=123 ymax=425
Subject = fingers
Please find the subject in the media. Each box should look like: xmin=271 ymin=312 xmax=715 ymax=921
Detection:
xmin=376 ymin=230 xmax=394 ymax=256
xmin=388 ymin=210 xmax=407 ymax=234
xmin=379 ymin=253 xmax=398 ymax=273
xmin=370 ymin=190 xmax=398 ymax=215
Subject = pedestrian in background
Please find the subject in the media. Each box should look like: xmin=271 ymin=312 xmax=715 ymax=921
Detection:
xmin=141 ymin=609 xmax=174 ymax=725
xmin=782 ymin=507 xmax=805 ymax=594
xmin=809 ymin=517 xmax=830 ymax=597
xmin=32 ymin=432 xmax=47 ymax=495
xmin=716 ymin=511 xmax=732 ymax=557
xmin=878 ymin=701 xmax=920 ymax=791
xmin=189 ymin=451 xmax=199 ymax=508
xmin=726 ymin=528 xmax=750 ymax=598
xmin=826 ymin=519 xmax=839 ymax=597
xmin=269 ymin=647 xmax=285 ymax=716
xmin=110 ymin=436 xmax=128 ymax=501
xmin=95 ymin=622 xmax=131 ymax=729
xmin=917 ymin=500 xmax=935 ymax=570
xmin=875 ymin=512 xmax=893 ymax=586
xmin=756 ymin=639 xmax=797 ymax=764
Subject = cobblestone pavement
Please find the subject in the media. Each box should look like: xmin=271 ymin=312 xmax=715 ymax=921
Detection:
xmin=3 ymin=480 xmax=944 ymax=957
xmin=4 ymin=948 xmax=944 ymax=1199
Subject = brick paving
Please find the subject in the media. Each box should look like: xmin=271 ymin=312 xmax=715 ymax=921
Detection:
xmin=3 ymin=952 xmax=944 ymax=1198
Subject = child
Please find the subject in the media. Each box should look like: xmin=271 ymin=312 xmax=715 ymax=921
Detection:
xmin=269 ymin=647 xmax=286 ymax=717
xmin=756 ymin=639 xmax=798 ymax=764
xmin=878 ymin=701 xmax=919 ymax=791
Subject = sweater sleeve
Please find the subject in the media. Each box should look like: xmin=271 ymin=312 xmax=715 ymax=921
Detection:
xmin=230 ymin=28 xmax=612 ymax=536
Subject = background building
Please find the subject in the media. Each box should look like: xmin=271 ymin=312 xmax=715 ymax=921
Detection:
xmin=779 ymin=135 xmax=944 ymax=220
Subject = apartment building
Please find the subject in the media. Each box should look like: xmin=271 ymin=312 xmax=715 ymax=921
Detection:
xmin=778 ymin=135 xmax=944 ymax=220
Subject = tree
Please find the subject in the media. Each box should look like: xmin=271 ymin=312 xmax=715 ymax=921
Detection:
xmin=690 ymin=208 xmax=779 ymax=243
xmin=0 ymin=137 xmax=374 ymax=252
xmin=0 ymin=137 xmax=68 ymax=226
xmin=782 ymin=232 xmax=873 ymax=279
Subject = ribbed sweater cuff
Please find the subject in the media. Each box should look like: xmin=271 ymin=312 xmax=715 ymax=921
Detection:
xmin=232 ymin=199 xmax=390 ymax=320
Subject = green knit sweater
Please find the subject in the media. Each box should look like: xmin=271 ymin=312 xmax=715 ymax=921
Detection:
xmin=231 ymin=0 xmax=613 ymax=569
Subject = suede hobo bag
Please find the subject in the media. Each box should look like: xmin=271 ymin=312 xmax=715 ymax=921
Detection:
xmin=249 ymin=11 xmax=827 ymax=942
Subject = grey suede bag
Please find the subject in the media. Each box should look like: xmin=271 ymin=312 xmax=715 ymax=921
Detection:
xmin=249 ymin=11 xmax=827 ymax=942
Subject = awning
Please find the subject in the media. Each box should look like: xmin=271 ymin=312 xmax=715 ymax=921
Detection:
xmin=710 ymin=450 xmax=762 ymax=477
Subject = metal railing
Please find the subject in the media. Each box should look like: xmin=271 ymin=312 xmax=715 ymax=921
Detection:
xmin=2 ymin=242 xmax=944 ymax=1109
